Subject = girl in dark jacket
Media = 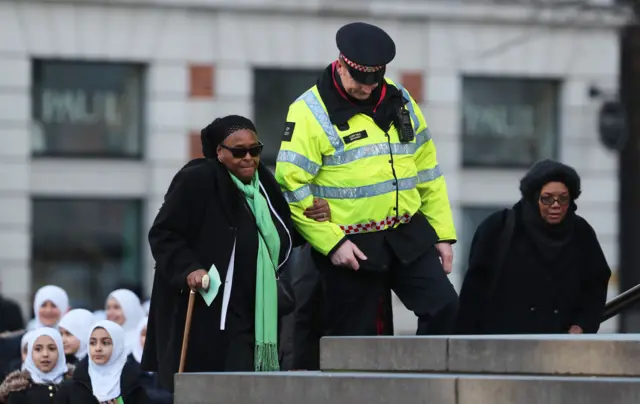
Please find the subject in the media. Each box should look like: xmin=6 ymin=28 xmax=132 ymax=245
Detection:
xmin=58 ymin=309 xmax=93 ymax=366
xmin=0 ymin=327 xmax=73 ymax=404
xmin=456 ymin=159 xmax=612 ymax=335
xmin=54 ymin=320 xmax=148 ymax=404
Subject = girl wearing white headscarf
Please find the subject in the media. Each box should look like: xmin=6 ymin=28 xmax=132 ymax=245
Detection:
xmin=105 ymin=289 xmax=145 ymax=354
xmin=28 ymin=286 xmax=69 ymax=330
xmin=0 ymin=327 xmax=73 ymax=403
xmin=58 ymin=309 xmax=94 ymax=365
xmin=0 ymin=330 xmax=36 ymax=383
xmin=54 ymin=320 xmax=148 ymax=404
xmin=20 ymin=331 xmax=35 ymax=363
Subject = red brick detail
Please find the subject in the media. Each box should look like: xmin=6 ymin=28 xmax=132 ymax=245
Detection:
xmin=189 ymin=64 xmax=215 ymax=98
xmin=189 ymin=131 xmax=204 ymax=159
xmin=400 ymin=71 xmax=424 ymax=104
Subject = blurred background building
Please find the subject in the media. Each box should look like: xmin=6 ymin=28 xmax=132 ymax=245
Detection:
xmin=0 ymin=0 xmax=632 ymax=332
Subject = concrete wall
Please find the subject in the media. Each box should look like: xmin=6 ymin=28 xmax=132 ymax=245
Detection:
xmin=0 ymin=0 xmax=625 ymax=332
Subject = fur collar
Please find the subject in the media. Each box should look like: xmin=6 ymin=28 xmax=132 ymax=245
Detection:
xmin=0 ymin=364 xmax=75 ymax=403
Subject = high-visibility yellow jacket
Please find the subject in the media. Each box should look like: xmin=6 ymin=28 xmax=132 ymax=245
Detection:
xmin=275 ymin=79 xmax=456 ymax=256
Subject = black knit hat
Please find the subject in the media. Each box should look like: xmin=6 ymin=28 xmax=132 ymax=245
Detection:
xmin=200 ymin=115 xmax=258 ymax=158
xmin=520 ymin=159 xmax=582 ymax=202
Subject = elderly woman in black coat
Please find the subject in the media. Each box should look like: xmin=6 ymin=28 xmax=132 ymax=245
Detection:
xmin=142 ymin=115 xmax=331 ymax=392
xmin=456 ymin=159 xmax=611 ymax=335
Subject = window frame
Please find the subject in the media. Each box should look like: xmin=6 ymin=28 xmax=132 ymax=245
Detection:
xmin=252 ymin=67 xmax=323 ymax=166
xmin=31 ymin=59 xmax=147 ymax=160
xmin=460 ymin=75 xmax=561 ymax=169
xmin=30 ymin=197 xmax=144 ymax=310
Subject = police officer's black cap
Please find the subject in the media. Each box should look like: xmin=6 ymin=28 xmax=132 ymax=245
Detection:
xmin=336 ymin=22 xmax=396 ymax=85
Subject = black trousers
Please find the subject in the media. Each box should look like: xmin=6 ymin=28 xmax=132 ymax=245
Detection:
xmin=316 ymin=245 xmax=459 ymax=336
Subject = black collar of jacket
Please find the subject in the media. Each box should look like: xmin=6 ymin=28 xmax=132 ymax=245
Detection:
xmin=316 ymin=63 xmax=407 ymax=131
xmin=179 ymin=158 xmax=292 ymax=230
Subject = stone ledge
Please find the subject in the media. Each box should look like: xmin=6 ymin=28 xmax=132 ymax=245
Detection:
xmin=174 ymin=372 xmax=640 ymax=404
xmin=320 ymin=335 xmax=640 ymax=376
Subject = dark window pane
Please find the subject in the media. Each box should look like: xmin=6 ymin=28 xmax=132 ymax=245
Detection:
xmin=253 ymin=68 xmax=322 ymax=165
xmin=459 ymin=206 xmax=508 ymax=275
xmin=462 ymin=77 xmax=559 ymax=168
xmin=32 ymin=60 xmax=145 ymax=158
xmin=31 ymin=199 xmax=142 ymax=310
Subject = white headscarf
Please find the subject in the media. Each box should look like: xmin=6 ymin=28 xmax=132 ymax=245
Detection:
xmin=33 ymin=285 xmax=69 ymax=329
xmin=22 ymin=327 xmax=68 ymax=384
xmin=58 ymin=309 xmax=94 ymax=361
xmin=131 ymin=316 xmax=147 ymax=364
xmin=88 ymin=320 xmax=128 ymax=402
xmin=92 ymin=310 xmax=107 ymax=323
xmin=142 ymin=300 xmax=150 ymax=315
xmin=106 ymin=289 xmax=145 ymax=353
xmin=20 ymin=330 xmax=35 ymax=356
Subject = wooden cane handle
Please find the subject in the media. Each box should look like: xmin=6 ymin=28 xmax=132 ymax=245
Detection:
xmin=178 ymin=290 xmax=196 ymax=373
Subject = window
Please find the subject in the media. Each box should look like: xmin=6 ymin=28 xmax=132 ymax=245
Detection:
xmin=32 ymin=60 xmax=145 ymax=158
xmin=458 ymin=206 xmax=507 ymax=274
xmin=253 ymin=68 xmax=322 ymax=165
xmin=461 ymin=77 xmax=559 ymax=168
xmin=31 ymin=199 xmax=142 ymax=310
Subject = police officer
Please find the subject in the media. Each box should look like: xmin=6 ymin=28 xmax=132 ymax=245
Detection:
xmin=275 ymin=22 xmax=458 ymax=336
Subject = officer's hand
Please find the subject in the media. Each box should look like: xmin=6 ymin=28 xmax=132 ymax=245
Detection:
xmin=568 ymin=325 xmax=583 ymax=334
xmin=434 ymin=242 xmax=453 ymax=274
xmin=186 ymin=269 xmax=208 ymax=290
xmin=330 ymin=240 xmax=367 ymax=270
xmin=304 ymin=198 xmax=331 ymax=222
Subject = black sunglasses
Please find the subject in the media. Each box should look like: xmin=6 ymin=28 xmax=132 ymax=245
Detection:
xmin=220 ymin=142 xmax=264 ymax=159
xmin=540 ymin=194 xmax=570 ymax=206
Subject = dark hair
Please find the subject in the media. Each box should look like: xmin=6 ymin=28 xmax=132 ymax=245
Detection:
xmin=519 ymin=159 xmax=582 ymax=203
xmin=201 ymin=115 xmax=258 ymax=158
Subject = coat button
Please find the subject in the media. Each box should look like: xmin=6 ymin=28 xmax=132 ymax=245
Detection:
xmin=554 ymin=309 xmax=559 ymax=314
xmin=530 ymin=307 xmax=536 ymax=312
xmin=49 ymin=386 xmax=53 ymax=390
xmin=49 ymin=393 xmax=54 ymax=397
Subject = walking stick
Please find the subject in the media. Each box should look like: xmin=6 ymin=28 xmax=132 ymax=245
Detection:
xmin=178 ymin=274 xmax=209 ymax=373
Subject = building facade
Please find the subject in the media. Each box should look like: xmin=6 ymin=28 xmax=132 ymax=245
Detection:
xmin=0 ymin=0 xmax=627 ymax=331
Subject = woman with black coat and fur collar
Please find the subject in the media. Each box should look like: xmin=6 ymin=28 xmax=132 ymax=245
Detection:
xmin=456 ymin=159 xmax=612 ymax=335
xmin=0 ymin=328 xmax=73 ymax=404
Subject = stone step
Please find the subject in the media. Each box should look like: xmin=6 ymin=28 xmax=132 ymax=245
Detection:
xmin=174 ymin=371 xmax=640 ymax=404
xmin=320 ymin=334 xmax=640 ymax=376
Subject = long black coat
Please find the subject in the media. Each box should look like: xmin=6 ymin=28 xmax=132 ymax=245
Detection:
xmin=54 ymin=358 xmax=147 ymax=404
xmin=456 ymin=205 xmax=611 ymax=335
xmin=142 ymin=159 xmax=299 ymax=392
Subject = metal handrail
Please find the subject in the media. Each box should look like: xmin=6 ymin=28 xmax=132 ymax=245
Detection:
xmin=602 ymin=283 xmax=640 ymax=322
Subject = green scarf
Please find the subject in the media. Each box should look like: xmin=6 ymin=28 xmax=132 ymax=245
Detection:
xmin=229 ymin=171 xmax=280 ymax=372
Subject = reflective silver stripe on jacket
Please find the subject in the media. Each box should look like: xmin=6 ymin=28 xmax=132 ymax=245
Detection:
xmin=282 ymin=166 xmax=442 ymax=203
xmin=295 ymin=87 xmax=430 ymax=169
xmin=397 ymin=85 xmax=421 ymax=132
xmin=276 ymin=150 xmax=321 ymax=176
xmin=300 ymin=91 xmax=344 ymax=154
